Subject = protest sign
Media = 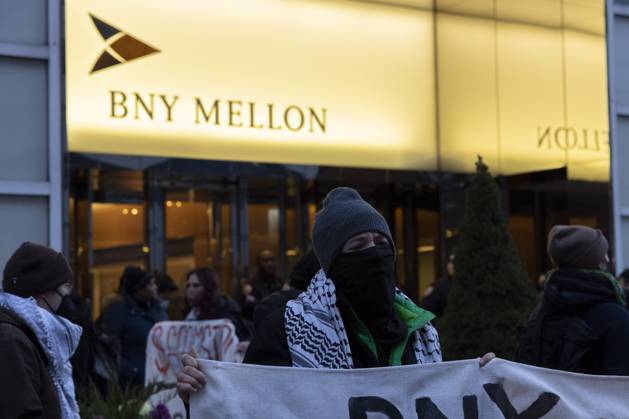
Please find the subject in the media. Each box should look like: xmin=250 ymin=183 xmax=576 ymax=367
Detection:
xmin=145 ymin=320 xmax=240 ymax=419
xmin=192 ymin=358 xmax=629 ymax=418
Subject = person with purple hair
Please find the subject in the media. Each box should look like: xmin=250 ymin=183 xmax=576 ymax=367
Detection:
xmin=184 ymin=268 xmax=252 ymax=341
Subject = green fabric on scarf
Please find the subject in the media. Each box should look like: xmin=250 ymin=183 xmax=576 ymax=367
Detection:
xmin=545 ymin=269 xmax=626 ymax=306
xmin=579 ymin=269 xmax=626 ymax=306
xmin=347 ymin=295 xmax=435 ymax=366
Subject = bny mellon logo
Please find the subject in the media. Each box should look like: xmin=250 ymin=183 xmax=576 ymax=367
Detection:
xmin=89 ymin=14 xmax=160 ymax=74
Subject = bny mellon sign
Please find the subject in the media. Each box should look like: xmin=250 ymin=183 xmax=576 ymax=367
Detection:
xmin=66 ymin=1 xmax=610 ymax=181
xmin=66 ymin=0 xmax=438 ymax=170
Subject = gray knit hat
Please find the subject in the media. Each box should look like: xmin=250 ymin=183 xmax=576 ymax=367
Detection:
xmin=547 ymin=225 xmax=609 ymax=269
xmin=312 ymin=187 xmax=394 ymax=274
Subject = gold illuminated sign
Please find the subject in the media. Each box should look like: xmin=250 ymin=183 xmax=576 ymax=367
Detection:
xmin=66 ymin=0 xmax=437 ymax=170
xmin=66 ymin=1 xmax=609 ymax=181
xmin=89 ymin=15 xmax=160 ymax=74
xmin=436 ymin=13 xmax=609 ymax=181
xmin=107 ymin=90 xmax=327 ymax=134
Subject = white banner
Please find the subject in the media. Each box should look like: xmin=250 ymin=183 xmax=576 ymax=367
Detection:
xmin=145 ymin=320 xmax=240 ymax=419
xmin=191 ymin=358 xmax=629 ymax=418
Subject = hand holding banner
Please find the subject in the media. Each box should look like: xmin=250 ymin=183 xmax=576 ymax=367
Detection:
xmin=145 ymin=320 xmax=240 ymax=419
xmin=191 ymin=358 xmax=629 ymax=418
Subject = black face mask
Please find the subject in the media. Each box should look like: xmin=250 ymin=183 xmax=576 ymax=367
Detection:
xmin=328 ymin=245 xmax=406 ymax=344
xmin=55 ymin=294 xmax=77 ymax=318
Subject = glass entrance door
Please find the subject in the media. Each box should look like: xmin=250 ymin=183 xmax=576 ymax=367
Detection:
xmin=164 ymin=188 xmax=234 ymax=311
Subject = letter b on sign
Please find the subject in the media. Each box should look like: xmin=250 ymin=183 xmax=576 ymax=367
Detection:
xmin=348 ymin=397 xmax=403 ymax=419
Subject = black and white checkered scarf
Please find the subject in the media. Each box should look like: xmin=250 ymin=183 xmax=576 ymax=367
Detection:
xmin=285 ymin=270 xmax=442 ymax=368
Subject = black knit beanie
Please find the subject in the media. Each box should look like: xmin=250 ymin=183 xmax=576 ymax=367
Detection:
xmin=121 ymin=266 xmax=153 ymax=295
xmin=547 ymin=225 xmax=609 ymax=270
xmin=312 ymin=187 xmax=394 ymax=274
xmin=2 ymin=242 xmax=73 ymax=298
xmin=155 ymin=271 xmax=178 ymax=293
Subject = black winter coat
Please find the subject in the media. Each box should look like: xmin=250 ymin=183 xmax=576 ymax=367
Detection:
xmin=252 ymin=289 xmax=300 ymax=330
xmin=58 ymin=295 xmax=96 ymax=394
xmin=241 ymin=273 xmax=284 ymax=320
xmin=98 ymin=294 xmax=168 ymax=385
xmin=515 ymin=269 xmax=629 ymax=376
xmin=420 ymin=277 xmax=452 ymax=320
xmin=244 ymin=299 xmax=418 ymax=368
xmin=0 ymin=308 xmax=61 ymax=419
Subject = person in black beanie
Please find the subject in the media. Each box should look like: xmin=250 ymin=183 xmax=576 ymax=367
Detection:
xmin=516 ymin=225 xmax=629 ymax=375
xmin=177 ymin=188 xmax=494 ymax=405
xmin=97 ymin=266 xmax=167 ymax=386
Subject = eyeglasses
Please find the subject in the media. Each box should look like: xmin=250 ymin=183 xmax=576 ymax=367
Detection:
xmin=56 ymin=282 xmax=74 ymax=298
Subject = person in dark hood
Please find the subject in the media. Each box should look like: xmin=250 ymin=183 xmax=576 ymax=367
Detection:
xmin=420 ymin=253 xmax=455 ymax=321
xmin=56 ymin=291 xmax=96 ymax=397
xmin=617 ymin=268 xmax=629 ymax=308
xmin=155 ymin=270 xmax=185 ymax=320
xmin=0 ymin=242 xmax=82 ymax=418
xmin=177 ymin=187 xmax=494 ymax=404
xmin=240 ymin=250 xmax=284 ymax=319
xmin=184 ymin=267 xmax=253 ymax=341
xmin=515 ymin=225 xmax=629 ymax=375
xmin=252 ymin=248 xmax=320 ymax=330
xmin=97 ymin=266 xmax=168 ymax=386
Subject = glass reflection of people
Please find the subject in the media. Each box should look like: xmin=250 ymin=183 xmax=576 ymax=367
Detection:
xmin=240 ymin=250 xmax=284 ymax=319
xmin=420 ymin=253 xmax=455 ymax=321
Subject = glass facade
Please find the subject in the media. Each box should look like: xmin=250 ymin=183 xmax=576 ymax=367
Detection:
xmin=68 ymin=160 xmax=609 ymax=320
xmin=65 ymin=0 xmax=610 ymax=319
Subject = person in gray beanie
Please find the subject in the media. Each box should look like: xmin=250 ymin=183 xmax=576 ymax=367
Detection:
xmin=547 ymin=225 xmax=609 ymax=270
xmin=177 ymin=187 xmax=494 ymax=406
xmin=516 ymin=225 xmax=629 ymax=375
xmin=311 ymin=187 xmax=396 ymax=274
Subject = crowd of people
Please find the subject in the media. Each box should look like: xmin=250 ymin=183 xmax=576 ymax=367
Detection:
xmin=1 ymin=187 xmax=629 ymax=417
xmin=0 ymin=240 xmax=291 ymax=417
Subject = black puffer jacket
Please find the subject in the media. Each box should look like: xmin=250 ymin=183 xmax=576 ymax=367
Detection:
xmin=420 ymin=277 xmax=452 ymax=320
xmin=515 ymin=269 xmax=629 ymax=375
xmin=98 ymin=294 xmax=168 ymax=385
xmin=252 ymin=289 xmax=300 ymax=331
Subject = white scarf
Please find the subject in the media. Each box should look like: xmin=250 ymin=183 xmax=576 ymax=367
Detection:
xmin=285 ymin=270 xmax=442 ymax=368
xmin=0 ymin=292 xmax=82 ymax=419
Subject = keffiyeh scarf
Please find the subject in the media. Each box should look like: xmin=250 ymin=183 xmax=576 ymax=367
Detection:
xmin=0 ymin=292 xmax=82 ymax=419
xmin=285 ymin=270 xmax=441 ymax=368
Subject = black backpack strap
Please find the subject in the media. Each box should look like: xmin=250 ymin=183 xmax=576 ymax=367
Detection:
xmin=514 ymin=304 xmax=545 ymax=365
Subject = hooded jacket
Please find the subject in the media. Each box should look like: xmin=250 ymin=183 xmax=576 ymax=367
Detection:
xmin=0 ymin=292 xmax=82 ymax=418
xmin=515 ymin=269 xmax=629 ymax=375
xmin=98 ymin=293 xmax=168 ymax=385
